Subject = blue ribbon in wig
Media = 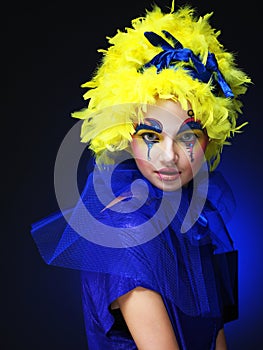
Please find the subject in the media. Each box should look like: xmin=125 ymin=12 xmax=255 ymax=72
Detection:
xmin=141 ymin=30 xmax=234 ymax=98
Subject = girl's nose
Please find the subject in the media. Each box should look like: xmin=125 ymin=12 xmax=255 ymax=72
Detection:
xmin=159 ymin=137 xmax=178 ymax=165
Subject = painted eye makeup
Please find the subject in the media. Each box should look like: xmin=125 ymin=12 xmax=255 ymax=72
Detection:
xmin=177 ymin=118 xmax=204 ymax=134
xmin=133 ymin=115 xmax=206 ymax=162
xmin=135 ymin=129 xmax=161 ymax=160
xmin=176 ymin=117 xmax=205 ymax=162
xmin=140 ymin=131 xmax=160 ymax=143
xmin=136 ymin=129 xmax=160 ymax=143
xmin=134 ymin=118 xmax=163 ymax=160
xmin=134 ymin=118 xmax=163 ymax=134
xmin=178 ymin=131 xmax=198 ymax=142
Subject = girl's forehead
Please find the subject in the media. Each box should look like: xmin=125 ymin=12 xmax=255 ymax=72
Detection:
xmin=143 ymin=101 xmax=190 ymax=124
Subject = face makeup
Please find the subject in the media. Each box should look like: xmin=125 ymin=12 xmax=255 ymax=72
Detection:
xmin=134 ymin=118 xmax=163 ymax=160
xmin=131 ymin=100 xmax=209 ymax=191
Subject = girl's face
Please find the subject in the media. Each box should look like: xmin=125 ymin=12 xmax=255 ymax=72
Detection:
xmin=131 ymin=99 xmax=209 ymax=191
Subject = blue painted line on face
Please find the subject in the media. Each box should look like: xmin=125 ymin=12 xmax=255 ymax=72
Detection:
xmin=134 ymin=118 xmax=163 ymax=134
xmin=178 ymin=118 xmax=203 ymax=134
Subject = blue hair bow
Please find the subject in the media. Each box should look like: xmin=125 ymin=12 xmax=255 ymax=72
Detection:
xmin=141 ymin=30 xmax=234 ymax=98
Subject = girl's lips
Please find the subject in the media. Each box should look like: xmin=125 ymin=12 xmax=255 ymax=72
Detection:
xmin=155 ymin=168 xmax=181 ymax=182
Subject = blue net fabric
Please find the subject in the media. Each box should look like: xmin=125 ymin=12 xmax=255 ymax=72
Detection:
xmin=31 ymin=158 xmax=238 ymax=349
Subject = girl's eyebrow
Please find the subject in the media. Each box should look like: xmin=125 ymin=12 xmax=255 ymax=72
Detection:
xmin=134 ymin=118 xmax=163 ymax=134
xmin=177 ymin=117 xmax=203 ymax=134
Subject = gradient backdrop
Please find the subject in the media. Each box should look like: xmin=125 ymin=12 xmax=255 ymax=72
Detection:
xmin=4 ymin=0 xmax=262 ymax=349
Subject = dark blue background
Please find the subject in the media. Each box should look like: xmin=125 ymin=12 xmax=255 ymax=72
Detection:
xmin=4 ymin=0 xmax=262 ymax=349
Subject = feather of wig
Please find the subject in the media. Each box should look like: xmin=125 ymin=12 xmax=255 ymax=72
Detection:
xmin=72 ymin=3 xmax=251 ymax=170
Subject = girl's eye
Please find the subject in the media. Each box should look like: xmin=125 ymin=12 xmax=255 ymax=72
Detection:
xmin=178 ymin=132 xmax=197 ymax=143
xmin=141 ymin=132 xmax=160 ymax=143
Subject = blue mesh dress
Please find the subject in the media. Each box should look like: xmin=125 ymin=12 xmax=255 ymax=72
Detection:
xmin=31 ymin=158 xmax=238 ymax=350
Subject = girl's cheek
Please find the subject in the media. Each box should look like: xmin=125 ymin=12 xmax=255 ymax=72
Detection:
xmin=193 ymin=135 xmax=209 ymax=154
xmin=131 ymin=139 xmax=146 ymax=159
xmin=201 ymin=136 xmax=209 ymax=151
xmin=194 ymin=140 xmax=209 ymax=163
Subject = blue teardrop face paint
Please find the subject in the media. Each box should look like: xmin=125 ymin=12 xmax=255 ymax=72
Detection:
xmin=177 ymin=117 xmax=205 ymax=162
xmin=146 ymin=143 xmax=153 ymax=160
xmin=134 ymin=118 xmax=163 ymax=160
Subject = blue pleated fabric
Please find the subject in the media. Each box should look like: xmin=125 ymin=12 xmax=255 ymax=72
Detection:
xmin=31 ymin=157 xmax=238 ymax=350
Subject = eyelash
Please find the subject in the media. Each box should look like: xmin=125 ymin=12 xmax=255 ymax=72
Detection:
xmin=135 ymin=131 xmax=161 ymax=143
xmin=177 ymin=131 xmax=200 ymax=143
xmin=142 ymin=132 xmax=160 ymax=143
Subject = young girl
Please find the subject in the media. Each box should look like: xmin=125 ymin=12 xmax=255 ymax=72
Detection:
xmin=31 ymin=2 xmax=251 ymax=349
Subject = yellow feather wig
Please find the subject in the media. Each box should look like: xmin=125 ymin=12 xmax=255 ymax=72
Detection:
xmin=72 ymin=3 xmax=251 ymax=170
